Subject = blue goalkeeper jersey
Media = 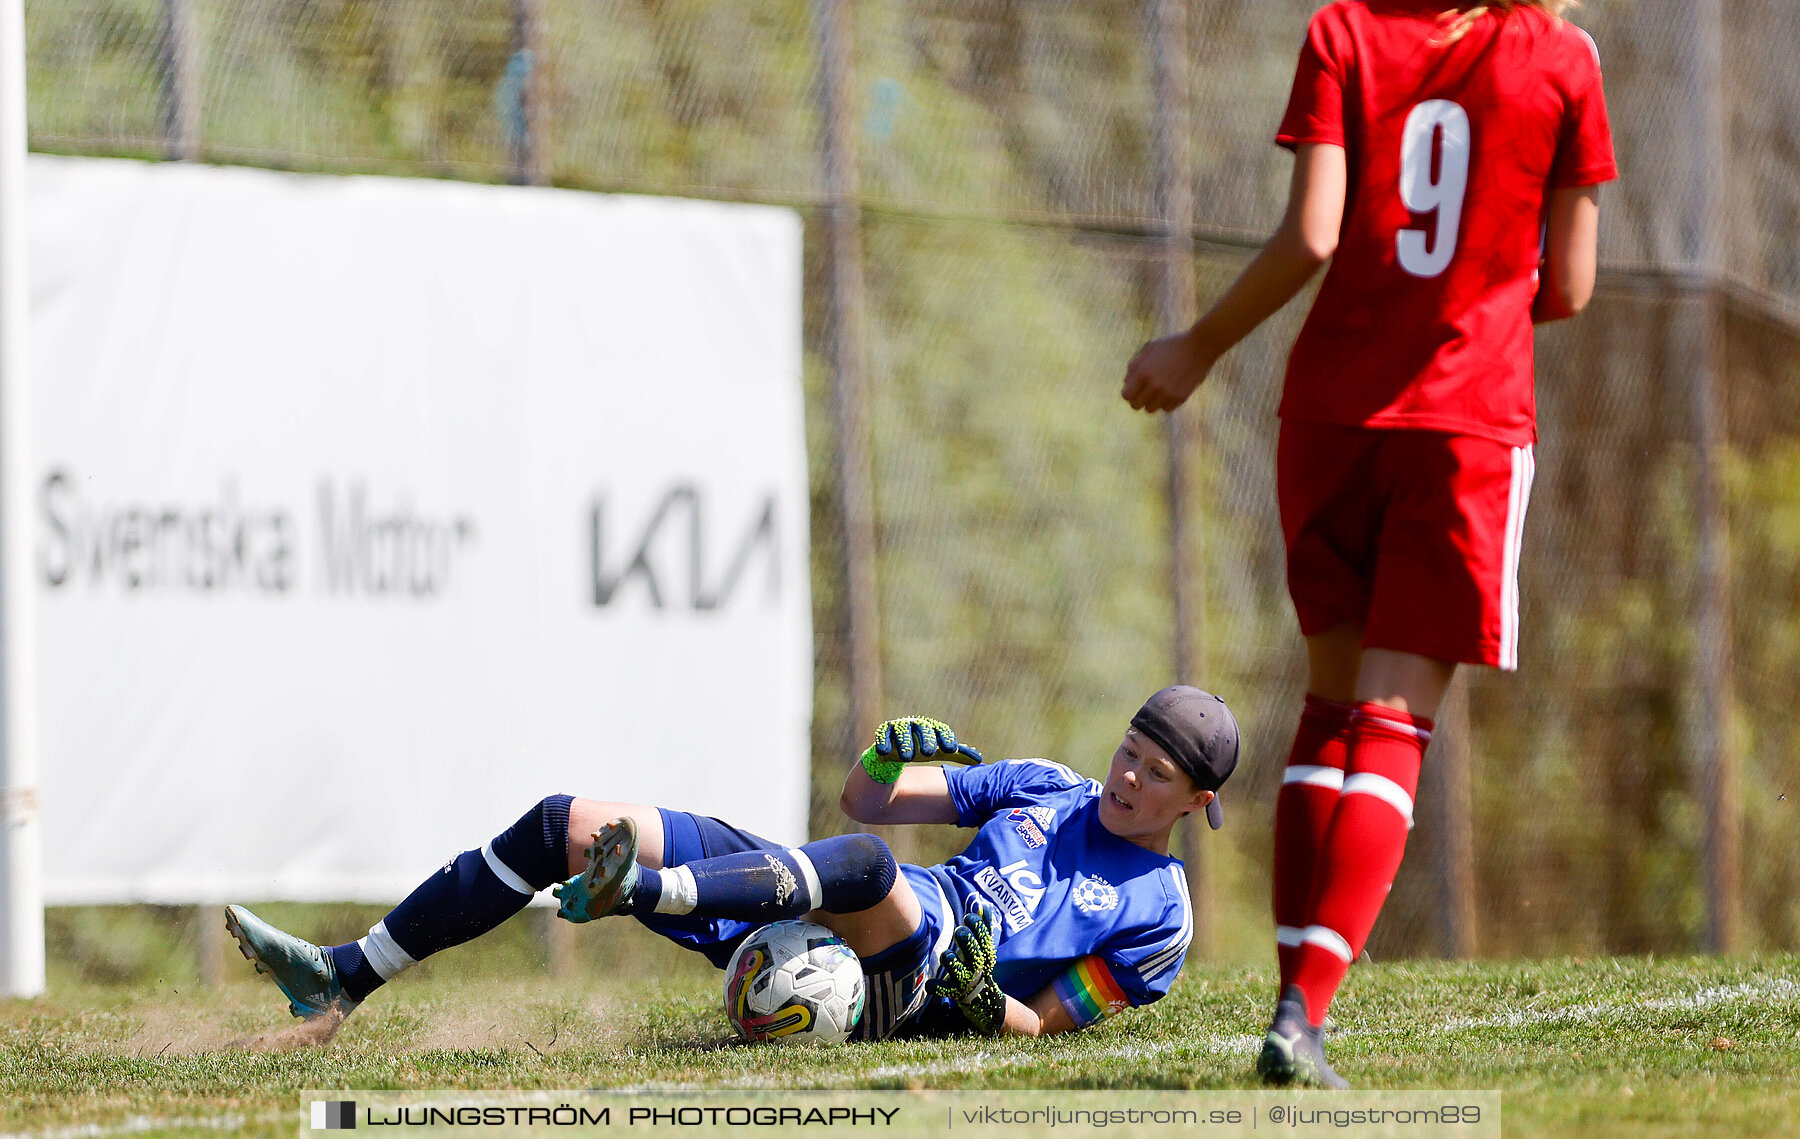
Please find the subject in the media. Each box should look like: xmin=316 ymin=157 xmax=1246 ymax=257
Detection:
xmin=907 ymin=757 xmax=1193 ymax=1010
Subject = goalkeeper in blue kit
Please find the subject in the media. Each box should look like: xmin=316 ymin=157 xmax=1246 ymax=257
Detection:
xmin=226 ymin=686 xmax=1238 ymax=1040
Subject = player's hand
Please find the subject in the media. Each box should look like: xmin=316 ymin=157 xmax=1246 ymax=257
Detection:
xmin=927 ymin=906 xmax=1006 ymax=1036
xmin=873 ymin=717 xmax=982 ymax=764
xmin=860 ymin=716 xmax=983 ymax=784
xmin=1121 ymin=329 xmax=1217 ymax=413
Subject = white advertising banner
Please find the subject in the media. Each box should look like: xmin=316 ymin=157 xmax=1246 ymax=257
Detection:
xmin=26 ymin=156 xmax=812 ymax=904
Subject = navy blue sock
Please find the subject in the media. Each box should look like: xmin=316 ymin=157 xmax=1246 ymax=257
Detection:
xmin=329 ymin=795 xmax=573 ymax=1001
xmin=629 ymin=864 xmax=665 ymax=912
xmin=808 ymin=834 xmax=897 ymax=913
xmin=640 ymin=833 xmax=895 ymax=921
xmin=327 ymin=940 xmax=377 ymax=1002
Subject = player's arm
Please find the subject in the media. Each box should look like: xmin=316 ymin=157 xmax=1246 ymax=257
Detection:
xmin=1001 ymin=984 xmax=1081 ymax=1037
xmin=942 ymin=973 xmax=1097 ymax=1037
xmin=1122 ymin=142 xmax=1348 ymax=413
xmin=839 ymin=717 xmax=981 ymax=826
xmin=1532 ymin=184 xmax=1601 ymax=324
xmin=840 ymin=762 xmax=958 ymax=826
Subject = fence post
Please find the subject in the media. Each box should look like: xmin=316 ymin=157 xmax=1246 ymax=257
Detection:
xmin=507 ymin=0 xmax=547 ymax=186
xmin=814 ymin=0 xmax=882 ymax=778
xmin=159 ymin=0 xmax=200 ymax=160
xmin=1678 ymin=0 xmax=1740 ymax=954
xmin=1430 ymin=676 xmax=1477 ymax=957
xmin=1687 ymin=284 xmax=1739 ymax=953
xmin=1145 ymin=0 xmax=1210 ymax=957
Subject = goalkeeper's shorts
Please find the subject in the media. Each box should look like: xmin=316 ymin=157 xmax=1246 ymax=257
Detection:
xmin=637 ymin=809 xmax=957 ymax=1040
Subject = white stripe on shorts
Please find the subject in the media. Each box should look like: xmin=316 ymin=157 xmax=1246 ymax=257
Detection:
xmin=858 ymin=877 xmax=953 ymax=1042
xmin=1499 ymin=445 xmax=1535 ymax=671
xmin=929 ymin=877 xmax=956 ymax=962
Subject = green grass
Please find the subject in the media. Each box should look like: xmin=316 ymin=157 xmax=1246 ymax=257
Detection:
xmin=2 ymin=908 xmax=1798 ymax=1138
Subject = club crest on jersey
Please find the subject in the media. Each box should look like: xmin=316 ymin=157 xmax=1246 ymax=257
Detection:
xmin=1007 ymin=808 xmax=1047 ymax=849
xmin=1071 ymin=875 xmax=1119 ymax=914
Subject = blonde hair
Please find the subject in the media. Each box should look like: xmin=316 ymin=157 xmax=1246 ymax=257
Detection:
xmin=1440 ymin=1 xmax=1579 ymax=44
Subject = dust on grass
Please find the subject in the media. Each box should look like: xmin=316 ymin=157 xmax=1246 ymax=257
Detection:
xmin=111 ymin=999 xmax=256 ymax=1058
xmin=222 ymin=1006 xmax=348 ymax=1052
xmin=113 ymin=981 xmax=639 ymax=1060
xmin=108 ymin=983 xmax=349 ymax=1056
xmin=410 ymin=1007 xmax=526 ymax=1054
xmin=292 ymin=986 xmax=629 ymax=1058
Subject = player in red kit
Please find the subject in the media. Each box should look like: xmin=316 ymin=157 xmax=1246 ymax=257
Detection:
xmin=1121 ymin=1 xmax=1615 ymax=1087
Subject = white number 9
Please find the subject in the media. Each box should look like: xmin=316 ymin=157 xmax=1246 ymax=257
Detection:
xmin=1396 ymin=99 xmax=1470 ymax=278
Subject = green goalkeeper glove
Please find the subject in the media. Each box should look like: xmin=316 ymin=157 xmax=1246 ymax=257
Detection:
xmin=926 ymin=906 xmax=1006 ymax=1036
xmin=859 ymin=717 xmax=984 ymax=784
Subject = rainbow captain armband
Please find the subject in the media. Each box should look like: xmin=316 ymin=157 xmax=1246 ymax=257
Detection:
xmin=1052 ymin=956 xmax=1133 ymax=1029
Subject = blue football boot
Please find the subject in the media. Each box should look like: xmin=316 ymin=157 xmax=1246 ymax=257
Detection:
xmin=1256 ymin=984 xmax=1350 ymax=1089
xmin=552 ymin=817 xmax=639 ymax=923
xmin=224 ymin=904 xmax=359 ymax=1020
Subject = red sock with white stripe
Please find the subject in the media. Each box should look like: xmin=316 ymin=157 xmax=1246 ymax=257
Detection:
xmin=1288 ymin=702 xmax=1432 ymax=1026
xmin=1272 ymin=694 xmax=1354 ymax=990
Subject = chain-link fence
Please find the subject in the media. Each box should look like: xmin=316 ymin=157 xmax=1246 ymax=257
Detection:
xmin=23 ymin=0 xmax=1800 ymax=962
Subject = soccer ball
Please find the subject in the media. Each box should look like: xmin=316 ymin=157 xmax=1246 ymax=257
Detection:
xmin=723 ymin=920 xmax=865 ymax=1044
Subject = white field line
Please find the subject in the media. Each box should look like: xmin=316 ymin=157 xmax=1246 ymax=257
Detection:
xmin=0 ymin=1115 xmax=247 ymax=1139
xmin=1430 ymin=978 xmax=1800 ymax=1032
xmin=615 ymin=975 xmax=1800 ymax=1091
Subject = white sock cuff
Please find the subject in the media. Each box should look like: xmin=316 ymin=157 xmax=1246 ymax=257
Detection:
xmin=1282 ymin=765 xmax=1345 ymax=791
xmin=1301 ymin=924 xmax=1355 ymax=964
xmin=787 ymin=848 xmax=823 ymax=910
xmin=480 ymin=841 xmax=536 ymax=896
xmin=359 ymin=920 xmax=419 ymax=980
xmin=653 ymin=865 xmax=699 ymax=916
xmin=1275 ymin=925 xmax=1306 ymax=948
xmin=1342 ymin=771 xmax=1417 ymax=829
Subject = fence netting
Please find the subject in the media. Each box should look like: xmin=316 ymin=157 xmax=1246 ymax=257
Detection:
xmin=23 ymin=0 xmax=1800 ymax=959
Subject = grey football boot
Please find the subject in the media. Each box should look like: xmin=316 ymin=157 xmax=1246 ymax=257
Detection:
xmin=224 ymin=904 xmax=360 ymax=1020
xmin=1256 ymin=984 xmax=1350 ymax=1089
xmin=552 ymin=816 xmax=640 ymax=922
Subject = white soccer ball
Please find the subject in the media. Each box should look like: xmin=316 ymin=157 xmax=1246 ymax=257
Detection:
xmin=723 ymin=920 xmax=865 ymax=1044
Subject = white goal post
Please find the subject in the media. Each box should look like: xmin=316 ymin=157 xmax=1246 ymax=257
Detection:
xmin=0 ymin=0 xmax=44 ymax=1000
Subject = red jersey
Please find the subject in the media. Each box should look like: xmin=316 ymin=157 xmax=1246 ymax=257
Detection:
xmin=1275 ymin=1 xmax=1617 ymax=446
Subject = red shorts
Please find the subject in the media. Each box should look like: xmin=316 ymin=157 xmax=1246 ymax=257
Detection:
xmin=1277 ymin=420 xmax=1536 ymax=670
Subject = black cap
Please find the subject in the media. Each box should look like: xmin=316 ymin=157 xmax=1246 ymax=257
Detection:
xmin=1129 ymin=685 xmax=1240 ymax=830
